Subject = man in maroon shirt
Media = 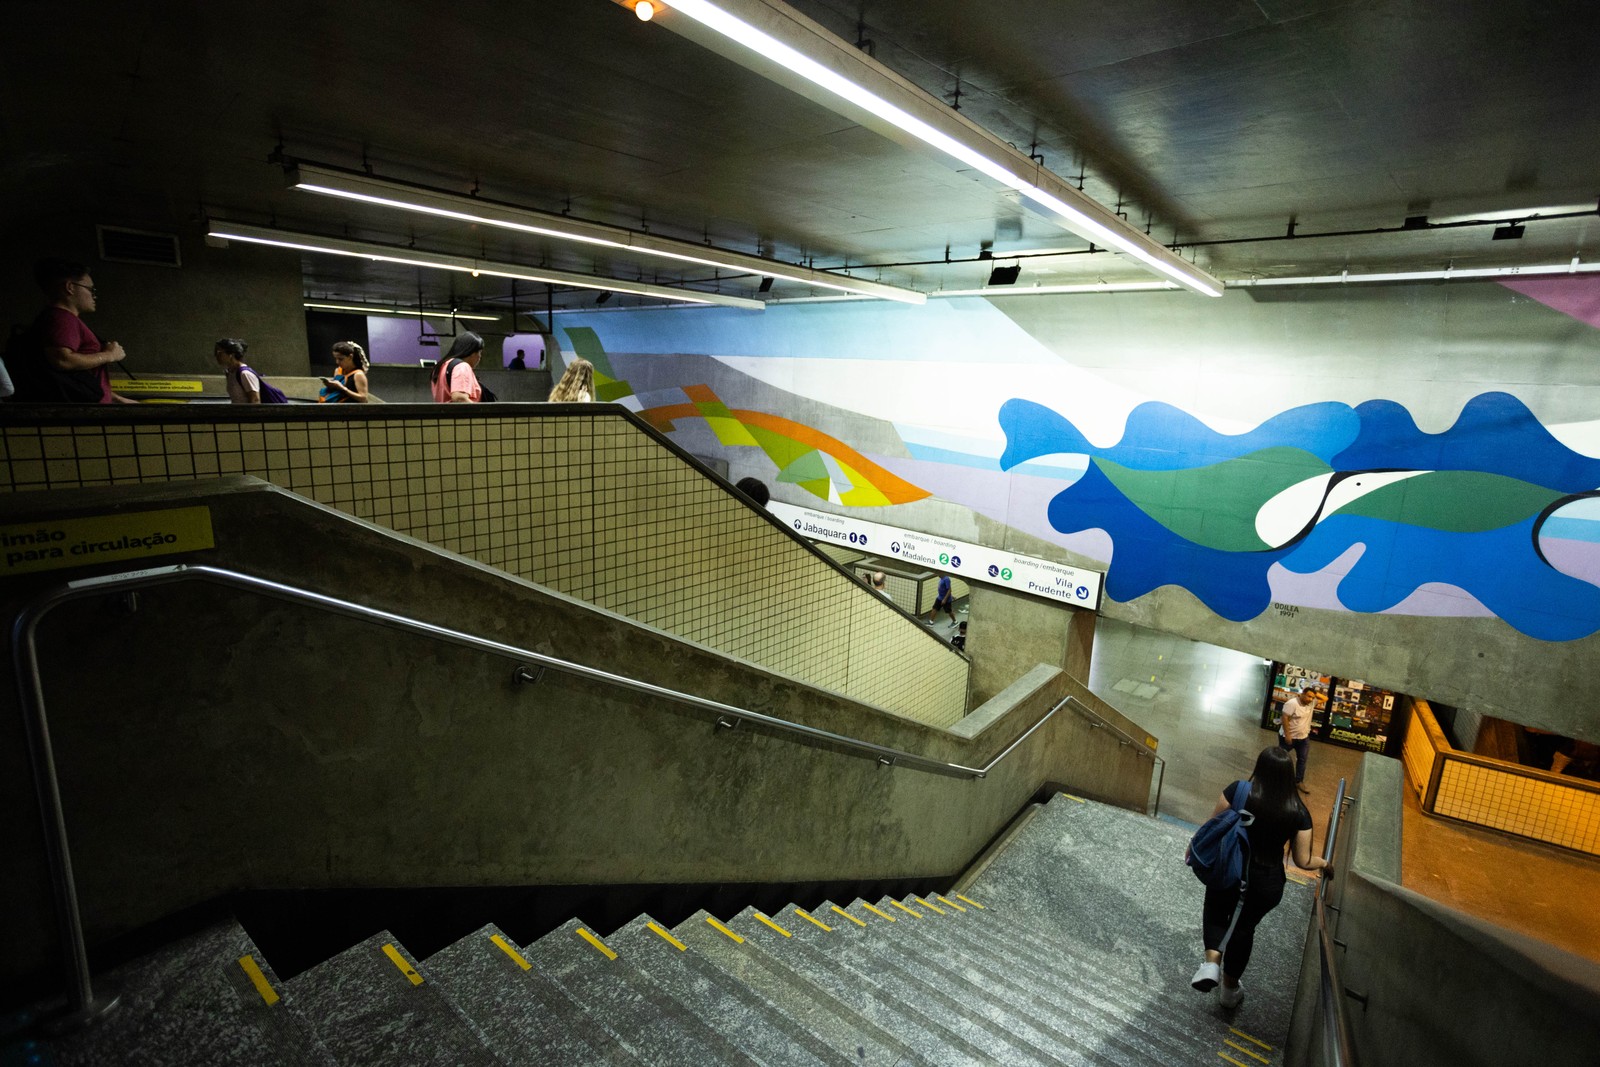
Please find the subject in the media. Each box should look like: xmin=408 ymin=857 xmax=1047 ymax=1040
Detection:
xmin=12 ymin=258 xmax=135 ymax=403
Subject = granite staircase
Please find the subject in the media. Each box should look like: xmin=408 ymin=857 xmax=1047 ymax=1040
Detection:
xmin=36 ymin=795 xmax=1313 ymax=1065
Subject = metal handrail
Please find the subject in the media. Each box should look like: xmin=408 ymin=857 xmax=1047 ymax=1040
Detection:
xmin=1315 ymin=778 xmax=1358 ymax=1067
xmin=11 ymin=562 xmax=1086 ymax=1021
xmin=1062 ymin=698 xmax=1167 ymax=815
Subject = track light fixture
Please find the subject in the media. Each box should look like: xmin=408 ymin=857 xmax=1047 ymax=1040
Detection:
xmin=303 ymin=302 xmax=501 ymax=322
xmin=285 ymin=163 xmax=924 ymax=304
xmin=640 ymin=0 xmax=1224 ymax=296
xmin=208 ymin=219 xmax=764 ymax=310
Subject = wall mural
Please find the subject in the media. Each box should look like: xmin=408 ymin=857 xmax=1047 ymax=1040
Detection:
xmin=557 ymin=279 xmax=1600 ymax=641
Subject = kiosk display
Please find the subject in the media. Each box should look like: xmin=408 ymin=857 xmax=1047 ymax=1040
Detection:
xmin=1262 ymin=662 xmax=1409 ymax=757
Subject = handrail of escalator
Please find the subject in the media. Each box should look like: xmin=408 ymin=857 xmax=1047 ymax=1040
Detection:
xmin=11 ymin=562 xmax=1084 ymax=1023
xmin=1316 ymin=777 xmax=1358 ymax=1067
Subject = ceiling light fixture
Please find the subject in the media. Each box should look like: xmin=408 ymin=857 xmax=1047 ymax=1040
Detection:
xmin=303 ymin=302 xmax=502 ymax=321
xmin=207 ymin=219 xmax=765 ymax=310
xmin=642 ymin=0 xmax=1224 ymax=297
xmin=286 ymin=164 xmax=923 ymax=304
xmin=1229 ymin=259 xmax=1600 ymax=288
xmin=635 ymin=0 xmax=656 ymax=19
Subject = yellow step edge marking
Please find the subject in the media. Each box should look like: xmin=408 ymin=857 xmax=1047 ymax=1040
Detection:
xmin=954 ymin=894 xmax=986 ymax=910
xmin=489 ymin=934 xmax=532 ymax=971
xmin=1223 ymin=1039 xmax=1270 ymax=1064
xmin=1218 ymin=1054 xmax=1249 ymax=1067
xmin=646 ymin=922 xmax=687 ymax=951
xmin=934 ymin=895 xmax=967 ymax=913
xmin=237 ymin=955 xmax=279 ymax=1006
xmin=706 ymin=917 xmax=745 ymax=944
xmin=890 ymin=900 xmax=923 ymax=918
xmin=1058 ymin=792 xmax=1087 ymax=803
xmin=382 ymin=943 xmax=424 ymax=986
xmin=1229 ymin=1028 xmax=1273 ymax=1050
xmin=795 ymin=908 xmax=833 ymax=932
xmin=1286 ymin=872 xmax=1312 ymax=886
xmin=912 ymin=896 xmax=946 ymax=916
xmin=830 ymin=905 xmax=867 ymax=928
xmin=860 ymin=903 xmax=896 ymax=923
xmin=576 ymin=928 xmax=618 ymax=961
xmin=754 ymin=913 xmax=793 ymax=938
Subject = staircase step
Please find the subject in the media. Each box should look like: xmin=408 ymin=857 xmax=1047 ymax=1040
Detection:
xmin=877 ymin=896 xmax=1220 ymax=1067
xmin=791 ymin=901 xmax=1076 ymax=1067
xmin=670 ymin=909 xmax=913 ymax=1067
xmin=750 ymin=901 xmax=1068 ymax=1066
xmin=965 ymin=793 xmax=1310 ymax=1050
xmin=837 ymin=900 xmax=1143 ymax=1067
xmin=528 ymin=917 xmax=761 ymax=1066
xmin=45 ymin=919 xmax=333 ymax=1067
xmin=711 ymin=904 xmax=988 ymax=1067
xmin=933 ymin=890 xmax=1269 ymax=1052
xmin=424 ymin=923 xmax=640 ymax=1065
xmin=607 ymin=914 xmax=850 ymax=1067
xmin=283 ymin=931 xmax=498 ymax=1065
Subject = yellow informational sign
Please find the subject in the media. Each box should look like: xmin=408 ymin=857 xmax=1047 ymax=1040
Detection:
xmin=112 ymin=378 xmax=205 ymax=394
xmin=0 ymin=506 xmax=214 ymax=576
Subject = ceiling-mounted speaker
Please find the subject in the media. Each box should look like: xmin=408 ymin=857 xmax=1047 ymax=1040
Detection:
xmin=987 ymin=264 xmax=1021 ymax=286
xmin=758 ymin=277 xmax=774 ymax=293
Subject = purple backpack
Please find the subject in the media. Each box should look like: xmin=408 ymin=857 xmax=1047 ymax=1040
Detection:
xmin=242 ymin=363 xmax=288 ymax=404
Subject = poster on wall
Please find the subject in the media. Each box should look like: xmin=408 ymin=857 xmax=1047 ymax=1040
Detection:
xmin=1263 ymin=662 xmax=1407 ymax=756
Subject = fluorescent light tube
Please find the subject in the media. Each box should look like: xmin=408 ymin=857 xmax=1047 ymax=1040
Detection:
xmin=208 ymin=219 xmax=765 ymax=310
xmin=649 ymin=0 xmax=1224 ymax=297
xmin=1230 ymin=260 xmax=1599 ymax=287
xmin=287 ymin=163 xmax=925 ymax=305
xmin=303 ymin=302 xmax=502 ymax=322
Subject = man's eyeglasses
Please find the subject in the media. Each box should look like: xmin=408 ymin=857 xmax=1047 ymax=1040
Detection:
xmin=71 ymin=282 xmax=98 ymax=295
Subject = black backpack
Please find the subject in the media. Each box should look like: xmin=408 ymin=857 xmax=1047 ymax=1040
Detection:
xmin=4 ymin=322 xmax=103 ymax=404
xmin=1185 ymin=780 xmax=1254 ymax=890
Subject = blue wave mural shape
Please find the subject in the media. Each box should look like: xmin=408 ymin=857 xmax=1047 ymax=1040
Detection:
xmin=999 ymin=391 xmax=1600 ymax=640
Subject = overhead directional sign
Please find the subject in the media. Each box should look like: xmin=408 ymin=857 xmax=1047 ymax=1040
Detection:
xmin=770 ymin=502 xmax=1103 ymax=611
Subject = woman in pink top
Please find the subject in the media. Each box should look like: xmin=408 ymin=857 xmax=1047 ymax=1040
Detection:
xmin=430 ymin=332 xmax=486 ymax=403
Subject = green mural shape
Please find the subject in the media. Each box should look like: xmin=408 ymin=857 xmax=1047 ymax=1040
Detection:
xmin=776 ymin=449 xmax=829 ymax=486
xmin=746 ymin=423 xmax=816 ymax=471
xmin=1095 ymin=447 xmax=1332 ymax=552
xmin=563 ymin=326 xmax=635 ymax=402
xmin=1329 ymin=470 xmax=1563 ymax=531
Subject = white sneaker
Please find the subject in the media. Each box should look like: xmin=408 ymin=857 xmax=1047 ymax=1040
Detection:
xmin=1219 ymin=981 xmax=1244 ymax=1008
xmin=1190 ymin=961 xmax=1221 ymax=992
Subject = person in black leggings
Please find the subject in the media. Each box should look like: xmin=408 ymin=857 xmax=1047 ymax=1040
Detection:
xmin=1191 ymin=747 xmax=1329 ymax=1008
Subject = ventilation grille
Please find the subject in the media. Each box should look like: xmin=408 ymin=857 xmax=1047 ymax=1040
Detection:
xmin=96 ymin=225 xmax=182 ymax=267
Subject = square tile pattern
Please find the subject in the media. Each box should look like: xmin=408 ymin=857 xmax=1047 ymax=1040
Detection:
xmin=1 ymin=415 xmax=969 ymax=728
xmin=1403 ymin=700 xmax=1599 ymax=856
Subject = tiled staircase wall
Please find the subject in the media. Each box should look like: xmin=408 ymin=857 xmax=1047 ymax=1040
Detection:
xmin=0 ymin=407 xmax=968 ymax=726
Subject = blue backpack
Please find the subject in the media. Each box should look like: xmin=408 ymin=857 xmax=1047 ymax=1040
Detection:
xmin=1186 ymin=780 xmax=1254 ymax=890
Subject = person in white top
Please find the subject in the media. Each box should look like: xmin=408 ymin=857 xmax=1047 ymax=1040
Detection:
xmin=1278 ymin=683 xmax=1315 ymax=791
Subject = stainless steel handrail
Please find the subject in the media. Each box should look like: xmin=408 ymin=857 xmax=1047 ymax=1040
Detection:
xmin=11 ymin=562 xmax=1088 ymax=1021
xmin=1062 ymin=697 xmax=1168 ymax=815
xmin=1315 ymin=778 xmax=1358 ymax=1067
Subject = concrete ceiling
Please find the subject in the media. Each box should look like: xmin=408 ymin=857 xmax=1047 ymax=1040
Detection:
xmin=6 ymin=0 xmax=1598 ymax=316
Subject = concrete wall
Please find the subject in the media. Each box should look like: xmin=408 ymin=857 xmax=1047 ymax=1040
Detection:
xmin=3 ymin=218 xmax=307 ymax=378
xmin=1287 ymin=755 xmax=1600 ymax=1067
xmin=0 ymin=478 xmax=1155 ymax=987
xmin=543 ymin=288 xmax=1600 ymax=742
